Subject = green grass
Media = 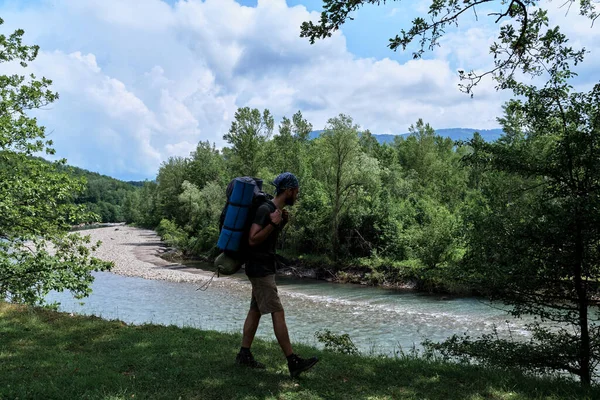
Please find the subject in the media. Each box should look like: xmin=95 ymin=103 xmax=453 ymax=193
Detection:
xmin=0 ymin=302 xmax=597 ymax=400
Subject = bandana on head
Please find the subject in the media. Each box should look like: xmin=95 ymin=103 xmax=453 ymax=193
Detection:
xmin=272 ymin=172 xmax=299 ymax=193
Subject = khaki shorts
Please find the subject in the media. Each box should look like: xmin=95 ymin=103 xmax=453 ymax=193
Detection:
xmin=249 ymin=275 xmax=284 ymax=315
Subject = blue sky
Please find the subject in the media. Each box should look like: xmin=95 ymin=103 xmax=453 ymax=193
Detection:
xmin=0 ymin=0 xmax=598 ymax=181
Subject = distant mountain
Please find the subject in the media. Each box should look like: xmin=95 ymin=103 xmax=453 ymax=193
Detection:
xmin=309 ymin=128 xmax=504 ymax=144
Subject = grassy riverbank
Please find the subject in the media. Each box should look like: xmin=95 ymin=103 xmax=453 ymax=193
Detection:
xmin=1 ymin=302 xmax=597 ymax=400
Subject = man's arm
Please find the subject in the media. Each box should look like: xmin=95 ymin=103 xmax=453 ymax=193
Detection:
xmin=248 ymin=207 xmax=282 ymax=246
xmin=248 ymin=223 xmax=276 ymax=246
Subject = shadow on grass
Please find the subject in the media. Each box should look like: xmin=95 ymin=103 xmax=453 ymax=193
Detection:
xmin=0 ymin=303 xmax=597 ymax=400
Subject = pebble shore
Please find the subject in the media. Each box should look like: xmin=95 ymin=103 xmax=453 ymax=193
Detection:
xmin=78 ymin=224 xmax=224 ymax=285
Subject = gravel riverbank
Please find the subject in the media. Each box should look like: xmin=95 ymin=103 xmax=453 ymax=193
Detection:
xmin=79 ymin=224 xmax=226 ymax=286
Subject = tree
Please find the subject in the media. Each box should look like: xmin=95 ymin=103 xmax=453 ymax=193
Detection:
xmin=402 ymin=196 xmax=463 ymax=272
xmin=314 ymin=114 xmax=380 ymax=257
xmin=223 ymin=107 xmax=274 ymax=177
xmin=178 ymin=180 xmax=223 ymax=253
xmin=292 ymin=110 xmax=313 ymax=142
xmin=395 ymin=119 xmax=468 ymax=209
xmin=301 ymin=1 xmax=596 ymax=93
xmin=122 ymin=189 xmax=141 ymax=224
xmin=358 ymin=129 xmax=380 ymax=158
xmin=136 ymin=181 xmax=161 ymax=228
xmin=270 ymin=110 xmax=313 ymax=177
xmin=187 ymin=141 xmax=225 ymax=189
xmin=288 ymin=110 xmax=313 ymax=181
xmin=395 ymin=120 xmax=439 ymax=187
xmin=269 ymin=116 xmax=295 ymax=174
xmin=156 ymin=156 xmax=189 ymax=226
xmin=0 ymin=19 xmax=111 ymax=306
xmin=429 ymin=82 xmax=600 ymax=385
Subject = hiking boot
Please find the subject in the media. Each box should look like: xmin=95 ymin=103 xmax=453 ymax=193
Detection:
xmin=235 ymin=351 xmax=266 ymax=369
xmin=287 ymin=354 xmax=319 ymax=378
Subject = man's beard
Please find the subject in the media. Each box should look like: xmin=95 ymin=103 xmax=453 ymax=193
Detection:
xmin=285 ymin=195 xmax=295 ymax=206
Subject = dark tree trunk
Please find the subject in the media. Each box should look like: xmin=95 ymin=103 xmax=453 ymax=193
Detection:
xmin=574 ymin=217 xmax=591 ymax=386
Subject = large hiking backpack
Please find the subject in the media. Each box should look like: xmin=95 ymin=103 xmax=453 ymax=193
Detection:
xmin=215 ymin=176 xmax=272 ymax=275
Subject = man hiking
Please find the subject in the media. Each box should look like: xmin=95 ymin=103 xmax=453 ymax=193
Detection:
xmin=235 ymin=172 xmax=319 ymax=378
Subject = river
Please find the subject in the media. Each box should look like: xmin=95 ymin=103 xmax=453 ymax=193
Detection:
xmin=46 ymin=269 xmax=531 ymax=355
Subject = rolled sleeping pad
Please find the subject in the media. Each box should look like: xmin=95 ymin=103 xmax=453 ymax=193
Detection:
xmin=225 ymin=176 xmax=262 ymax=199
xmin=217 ymin=178 xmax=256 ymax=252
xmin=214 ymin=252 xmax=243 ymax=275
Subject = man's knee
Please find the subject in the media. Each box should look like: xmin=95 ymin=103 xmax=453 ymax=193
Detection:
xmin=271 ymin=310 xmax=286 ymax=323
xmin=247 ymin=308 xmax=261 ymax=320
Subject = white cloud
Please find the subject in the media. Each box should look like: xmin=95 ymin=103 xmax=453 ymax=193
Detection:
xmin=165 ymin=140 xmax=198 ymax=158
xmin=64 ymin=0 xmax=176 ymax=31
xmin=159 ymin=90 xmax=200 ymax=138
xmin=26 ymin=50 xmax=164 ymax=176
xmin=0 ymin=0 xmax=596 ymax=180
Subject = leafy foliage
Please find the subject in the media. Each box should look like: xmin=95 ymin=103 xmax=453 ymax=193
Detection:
xmin=223 ymin=107 xmax=274 ymax=177
xmin=313 ymin=114 xmax=381 ymax=256
xmin=315 ymin=329 xmax=360 ymax=355
xmin=443 ymin=81 xmax=600 ymax=385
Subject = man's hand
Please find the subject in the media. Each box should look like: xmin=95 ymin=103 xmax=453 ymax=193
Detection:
xmin=270 ymin=209 xmax=282 ymax=225
xmin=281 ymin=209 xmax=289 ymax=225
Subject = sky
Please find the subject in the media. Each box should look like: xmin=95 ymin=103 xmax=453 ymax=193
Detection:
xmin=0 ymin=0 xmax=598 ymax=181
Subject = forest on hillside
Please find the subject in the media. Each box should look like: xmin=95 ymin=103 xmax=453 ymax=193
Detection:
xmin=53 ymin=162 xmax=142 ymax=224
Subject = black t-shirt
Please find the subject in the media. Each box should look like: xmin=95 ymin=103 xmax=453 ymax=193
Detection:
xmin=245 ymin=201 xmax=279 ymax=277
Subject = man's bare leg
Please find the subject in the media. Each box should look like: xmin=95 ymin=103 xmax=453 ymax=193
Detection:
xmin=272 ymin=310 xmax=293 ymax=356
xmin=241 ymin=308 xmax=261 ymax=348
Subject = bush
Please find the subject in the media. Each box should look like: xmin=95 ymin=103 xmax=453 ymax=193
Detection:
xmin=315 ymin=329 xmax=360 ymax=355
xmin=156 ymin=219 xmax=189 ymax=250
xmin=422 ymin=323 xmax=589 ymax=381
